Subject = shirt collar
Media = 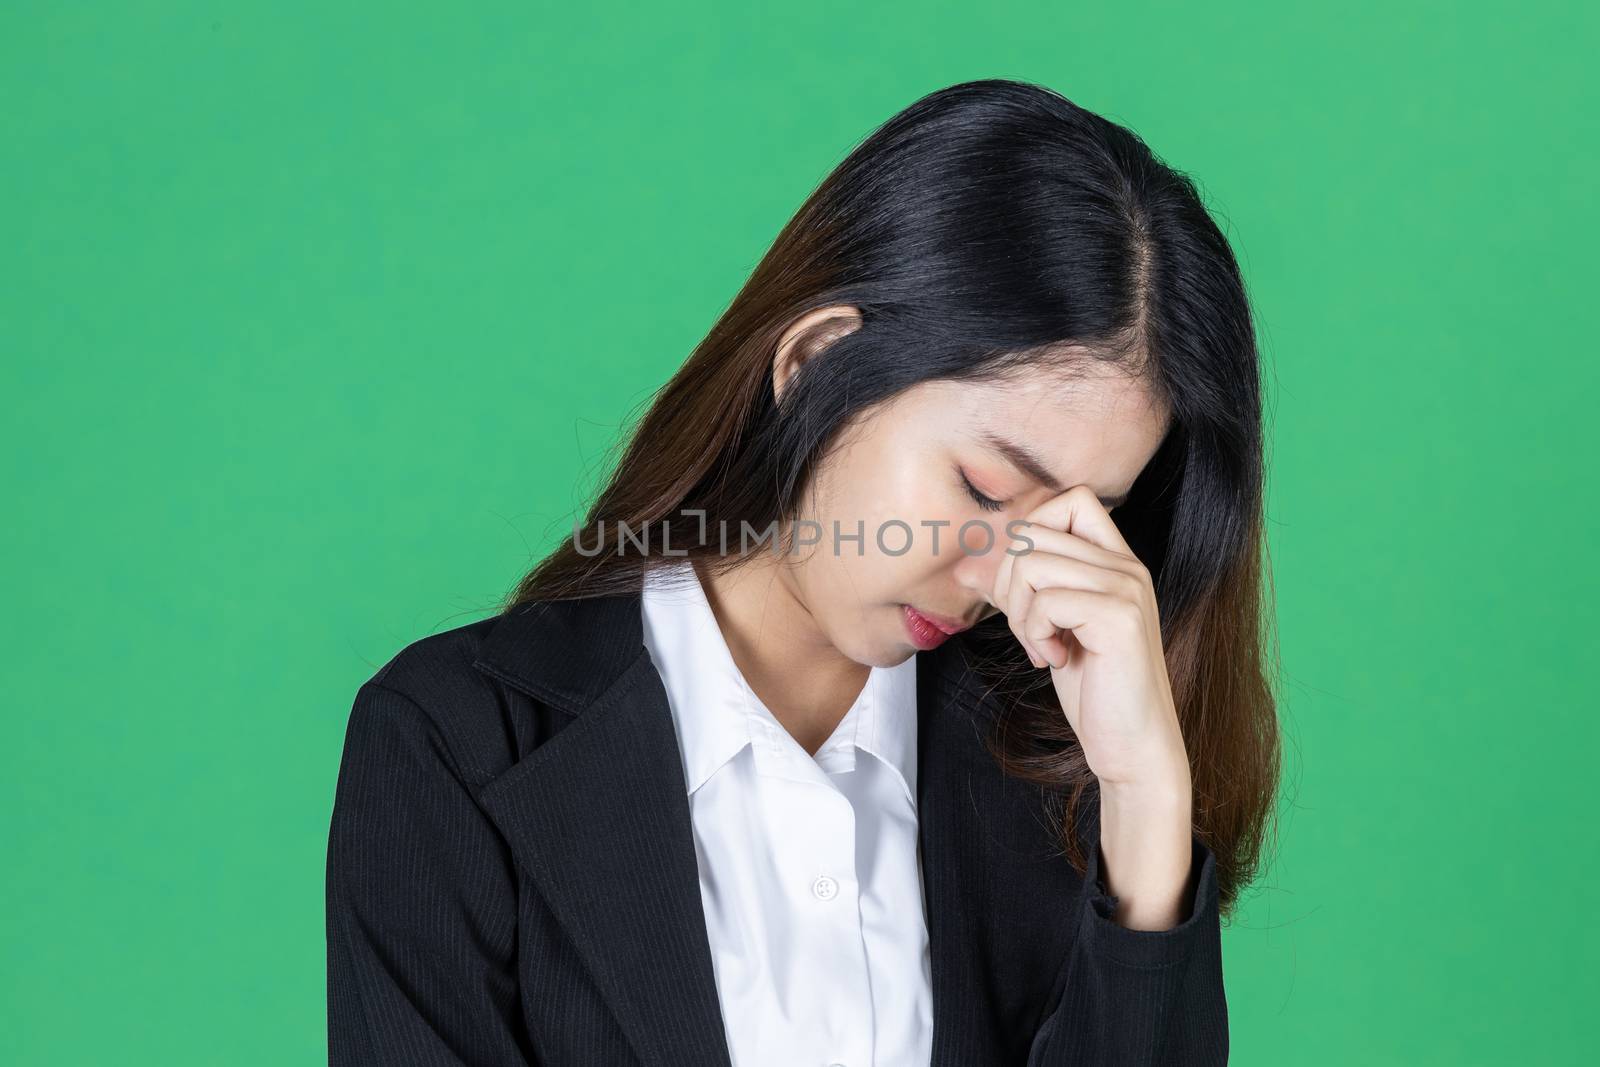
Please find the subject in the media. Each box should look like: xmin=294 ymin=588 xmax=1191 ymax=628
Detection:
xmin=639 ymin=560 xmax=919 ymax=807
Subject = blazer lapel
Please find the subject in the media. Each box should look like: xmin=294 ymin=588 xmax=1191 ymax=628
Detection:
xmin=469 ymin=582 xmax=998 ymax=1067
xmin=917 ymin=640 xmax=999 ymax=1066
xmin=473 ymin=590 xmax=735 ymax=1067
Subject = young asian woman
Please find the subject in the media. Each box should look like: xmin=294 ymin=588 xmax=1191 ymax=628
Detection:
xmin=326 ymin=78 xmax=1279 ymax=1066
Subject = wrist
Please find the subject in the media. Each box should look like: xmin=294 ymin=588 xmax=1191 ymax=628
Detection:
xmin=1099 ymin=764 xmax=1192 ymax=815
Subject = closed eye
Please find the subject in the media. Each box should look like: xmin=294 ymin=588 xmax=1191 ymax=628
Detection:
xmin=958 ymin=469 xmax=1006 ymax=513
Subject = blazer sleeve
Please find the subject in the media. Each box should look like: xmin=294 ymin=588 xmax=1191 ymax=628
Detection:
xmin=326 ymin=680 xmax=535 ymax=1066
xmin=1026 ymin=825 xmax=1229 ymax=1066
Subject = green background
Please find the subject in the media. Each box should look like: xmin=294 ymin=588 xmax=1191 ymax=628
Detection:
xmin=4 ymin=2 xmax=1594 ymax=1063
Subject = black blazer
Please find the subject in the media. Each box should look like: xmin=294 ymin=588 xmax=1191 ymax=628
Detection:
xmin=326 ymin=586 xmax=1228 ymax=1066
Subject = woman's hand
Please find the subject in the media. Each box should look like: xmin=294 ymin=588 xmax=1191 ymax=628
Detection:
xmin=992 ymin=484 xmax=1187 ymax=792
xmin=992 ymin=485 xmax=1197 ymax=929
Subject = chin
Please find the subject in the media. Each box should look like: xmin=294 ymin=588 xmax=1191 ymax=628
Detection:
xmin=853 ymin=635 xmax=916 ymax=669
xmin=832 ymin=610 xmax=915 ymax=668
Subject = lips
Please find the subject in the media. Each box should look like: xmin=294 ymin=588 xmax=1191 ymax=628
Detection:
xmin=903 ymin=604 xmax=973 ymax=651
xmin=908 ymin=606 xmax=973 ymax=634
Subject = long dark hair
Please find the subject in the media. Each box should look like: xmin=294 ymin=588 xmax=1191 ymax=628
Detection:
xmin=505 ymin=78 xmax=1279 ymax=917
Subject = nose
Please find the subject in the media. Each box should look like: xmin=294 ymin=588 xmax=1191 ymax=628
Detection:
xmin=950 ymin=544 xmax=1003 ymax=617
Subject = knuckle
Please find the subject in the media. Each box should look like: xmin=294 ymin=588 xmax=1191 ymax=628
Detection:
xmin=1012 ymin=552 xmax=1034 ymax=583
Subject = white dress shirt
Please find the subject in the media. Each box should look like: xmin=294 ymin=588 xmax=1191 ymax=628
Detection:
xmin=639 ymin=560 xmax=935 ymax=1067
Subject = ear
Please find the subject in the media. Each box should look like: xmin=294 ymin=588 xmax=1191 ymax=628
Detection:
xmin=772 ymin=304 xmax=863 ymax=405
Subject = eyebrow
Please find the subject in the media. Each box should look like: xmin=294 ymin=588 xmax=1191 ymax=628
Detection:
xmin=977 ymin=431 xmax=1130 ymax=509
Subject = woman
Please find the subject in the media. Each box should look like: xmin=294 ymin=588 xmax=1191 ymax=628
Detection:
xmin=327 ymin=78 xmax=1279 ymax=1066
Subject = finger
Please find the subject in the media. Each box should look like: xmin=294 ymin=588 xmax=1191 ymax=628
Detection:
xmin=1024 ymin=585 xmax=1141 ymax=664
xmin=994 ymin=525 xmax=1047 ymax=668
xmin=1002 ymin=554 xmax=1046 ymax=668
xmin=1010 ymin=552 xmax=1136 ymax=665
xmin=1023 ymin=484 xmax=1137 ymax=560
xmin=1006 ymin=521 xmax=1149 ymax=583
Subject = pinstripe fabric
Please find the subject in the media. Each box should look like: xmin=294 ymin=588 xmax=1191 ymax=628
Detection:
xmin=326 ymin=587 xmax=1228 ymax=1066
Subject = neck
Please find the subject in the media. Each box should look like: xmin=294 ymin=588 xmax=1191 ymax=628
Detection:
xmin=694 ymin=554 xmax=870 ymax=756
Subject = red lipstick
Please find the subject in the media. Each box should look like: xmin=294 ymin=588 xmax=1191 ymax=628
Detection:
xmin=902 ymin=604 xmax=972 ymax=651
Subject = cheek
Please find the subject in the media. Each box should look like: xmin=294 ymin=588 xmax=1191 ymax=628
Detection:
xmin=874 ymin=452 xmax=962 ymax=540
xmin=807 ymin=432 xmax=960 ymax=570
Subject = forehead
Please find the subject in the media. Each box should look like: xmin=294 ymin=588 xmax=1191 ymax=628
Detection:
xmin=870 ymin=364 xmax=1171 ymax=502
xmin=911 ymin=365 xmax=1170 ymax=483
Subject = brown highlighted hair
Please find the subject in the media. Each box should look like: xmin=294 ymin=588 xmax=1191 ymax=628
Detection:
xmin=505 ymin=78 xmax=1280 ymax=917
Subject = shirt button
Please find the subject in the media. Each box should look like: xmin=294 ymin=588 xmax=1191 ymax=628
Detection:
xmin=811 ymin=875 xmax=839 ymax=900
